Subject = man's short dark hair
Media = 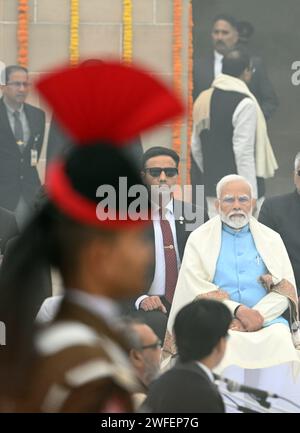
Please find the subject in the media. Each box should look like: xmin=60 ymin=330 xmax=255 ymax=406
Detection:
xmin=3 ymin=65 xmax=28 ymax=84
xmin=212 ymin=14 xmax=239 ymax=31
xmin=174 ymin=299 xmax=232 ymax=363
xmin=222 ymin=48 xmax=250 ymax=78
xmin=142 ymin=146 xmax=180 ymax=169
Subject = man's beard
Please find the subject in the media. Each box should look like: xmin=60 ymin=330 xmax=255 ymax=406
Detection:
xmin=220 ymin=209 xmax=251 ymax=229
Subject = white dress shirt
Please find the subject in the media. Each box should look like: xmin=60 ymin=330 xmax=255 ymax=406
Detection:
xmin=135 ymin=200 xmax=180 ymax=309
xmin=214 ymin=51 xmax=224 ymax=78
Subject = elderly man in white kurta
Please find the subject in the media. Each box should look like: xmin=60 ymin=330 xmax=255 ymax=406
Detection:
xmin=163 ymin=175 xmax=300 ymax=403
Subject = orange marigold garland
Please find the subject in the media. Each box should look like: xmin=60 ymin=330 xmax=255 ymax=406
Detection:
xmin=172 ymin=0 xmax=183 ymax=173
xmin=187 ymin=0 xmax=194 ymax=184
xmin=123 ymin=0 xmax=133 ymax=62
xmin=70 ymin=0 xmax=80 ymax=65
xmin=17 ymin=0 xmax=29 ymax=68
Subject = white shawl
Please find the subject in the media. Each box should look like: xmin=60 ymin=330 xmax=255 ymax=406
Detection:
xmin=162 ymin=216 xmax=300 ymax=373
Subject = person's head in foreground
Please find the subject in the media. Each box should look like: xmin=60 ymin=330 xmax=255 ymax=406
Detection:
xmin=174 ymin=299 xmax=232 ymax=370
xmin=215 ymin=174 xmax=256 ymax=230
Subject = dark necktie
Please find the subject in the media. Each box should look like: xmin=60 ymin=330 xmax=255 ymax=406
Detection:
xmin=13 ymin=111 xmax=24 ymax=151
xmin=159 ymin=208 xmax=178 ymax=304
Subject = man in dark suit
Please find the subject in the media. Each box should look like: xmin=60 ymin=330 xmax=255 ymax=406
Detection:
xmin=259 ymin=152 xmax=300 ymax=295
xmin=131 ymin=147 xmax=208 ymax=340
xmin=143 ymin=299 xmax=231 ymax=413
xmin=0 ymin=65 xmax=45 ymax=227
xmin=192 ymin=14 xmax=278 ymax=200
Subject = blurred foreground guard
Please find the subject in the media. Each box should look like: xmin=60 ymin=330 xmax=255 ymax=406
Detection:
xmin=0 ymin=60 xmax=183 ymax=412
xmin=144 ymin=299 xmax=231 ymax=413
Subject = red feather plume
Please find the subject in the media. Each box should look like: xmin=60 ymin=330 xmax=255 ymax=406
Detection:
xmin=36 ymin=60 xmax=185 ymax=145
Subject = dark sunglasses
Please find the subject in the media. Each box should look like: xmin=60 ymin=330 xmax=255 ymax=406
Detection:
xmin=140 ymin=339 xmax=162 ymax=350
xmin=297 ymin=170 xmax=300 ymax=177
xmin=144 ymin=167 xmax=178 ymax=178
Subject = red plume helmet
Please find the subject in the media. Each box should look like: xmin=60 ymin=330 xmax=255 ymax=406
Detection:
xmin=36 ymin=60 xmax=185 ymax=228
xmin=36 ymin=60 xmax=184 ymax=145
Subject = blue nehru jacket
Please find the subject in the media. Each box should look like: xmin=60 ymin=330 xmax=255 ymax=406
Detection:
xmin=213 ymin=223 xmax=288 ymax=327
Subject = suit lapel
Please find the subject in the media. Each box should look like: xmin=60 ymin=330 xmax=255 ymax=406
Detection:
xmin=23 ymin=103 xmax=36 ymax=149
xmin=174 ymin=199 xmax=191 ymax=260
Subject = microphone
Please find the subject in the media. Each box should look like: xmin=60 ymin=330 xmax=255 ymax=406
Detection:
xmin=214 ymin=374 xmax=278 ymax=400
xmin=226 ymin=379 xmax=278 ymax=400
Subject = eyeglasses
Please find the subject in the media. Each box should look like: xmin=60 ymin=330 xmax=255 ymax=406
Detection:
xmin=6 ymin=81 xmax=30 ymax=88
xmin=296 ymin=170 xmax=300 ymax=177
xmin=144 ymin=167 xmax=178 ymax=178
xmin=221 ymin=195 xmax=250 ymax=204
xmin=140 ymin=339 xmax=162 ymax=350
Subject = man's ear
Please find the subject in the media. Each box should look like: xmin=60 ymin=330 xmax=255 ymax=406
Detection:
xmin=130 ymin=348 xmax=143 ymax=367
xmin=215 ymin=336 xmax=227 ymax=357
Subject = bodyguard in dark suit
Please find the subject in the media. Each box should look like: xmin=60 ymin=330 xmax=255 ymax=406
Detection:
xmin=259 ymin=153 xmax=300 ymax=295
xmin=143 ymin=299 xmax=231 ymax=413
xmin=193 ymin=15 xmax=278 ymax=119
xmin=130 ymin=147 xmax=208 ymax=340
xmin=0 ymin=65 xmax=45 ymax=226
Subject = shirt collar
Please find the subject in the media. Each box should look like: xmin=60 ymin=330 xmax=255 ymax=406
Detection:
xmin=66 ymin=289 xmax=120 ymax=325
xmin=214 ymin=50 xmax=224 ymax=62
xmin=3 ymin=98 xmax=24 ymax=114
xmin=196 ymin=361 xmax=214 ymax=382
xmin=222 ymin=222 xmax=250 ymax=235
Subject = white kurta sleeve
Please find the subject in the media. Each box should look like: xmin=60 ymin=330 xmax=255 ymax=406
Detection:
xmin=191 ymin=123 xmax=203 ymax=172
xmin=223 ymin=299 xmax=241 ymax=315
xmin=232 ymin=98 xmax=258 ymax=199
xmin=253 ymin=292 xmax=289 ymax=324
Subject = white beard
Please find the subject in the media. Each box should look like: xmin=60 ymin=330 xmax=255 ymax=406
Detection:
xmin=220 ymin=209 xmax=251 ymax=229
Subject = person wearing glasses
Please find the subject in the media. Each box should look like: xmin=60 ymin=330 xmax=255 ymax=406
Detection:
xmin=144 ymin=299 xmax=231 ymax=413
xmin=191 ymin=48 xmax=278 ymax=218
xmin=117 ymin=318 xmax=162 ymax=409
xmin=259 ymin=152 xmax=300 ymax=296
xmin=130 ymin=146 xmax=208 ymax=341
xmin=0 ymin=65 xmax=45 ymax=228
xmin=163 ymin=174 xmax=300 ymax=400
